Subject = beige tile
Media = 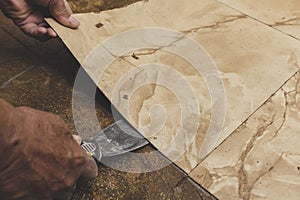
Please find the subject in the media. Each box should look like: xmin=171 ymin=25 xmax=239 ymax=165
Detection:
xmin=190 ymin=71 xmax=300 ymax=200
xmin=47 ymin=0 xmax=300 ymax=172
xmin=217 ymin=0 xmax=300 ymax=39
xmin=0 ymin=13 xmax=214 ymax=200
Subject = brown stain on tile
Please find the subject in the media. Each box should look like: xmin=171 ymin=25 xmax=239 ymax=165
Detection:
xmin=95 ymin=22 xmax=104 ymax=28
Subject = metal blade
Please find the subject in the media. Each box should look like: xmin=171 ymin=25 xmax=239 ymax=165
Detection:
xmin=91 ymin=120 xmax=148 ymax=158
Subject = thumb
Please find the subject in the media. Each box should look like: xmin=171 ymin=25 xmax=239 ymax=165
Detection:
xmin=48 ymin=0 xmax=79 ymax=28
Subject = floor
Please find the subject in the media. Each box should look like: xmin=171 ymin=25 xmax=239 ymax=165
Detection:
xmin=48 ymin=0 xmax=300 ymax=199
xmin=189 ymin=1 xmax=300 ymax=199
xmin=1 ymin=0 xmax=300 ymax=200
xmin=0 ymin=0 xmax=215 ymax=200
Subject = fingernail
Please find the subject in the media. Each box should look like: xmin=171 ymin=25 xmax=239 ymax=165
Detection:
xmin=72 ymin=135 xmax=82 ymax=144
xmin=69 ymin=16 xmax=80 ymax=27
xmin=49 ymin=31 xmax=57 ymax=37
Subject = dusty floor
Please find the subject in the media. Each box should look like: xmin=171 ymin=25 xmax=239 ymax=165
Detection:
xmin=0 ymin=0 xmax=216 ymax=200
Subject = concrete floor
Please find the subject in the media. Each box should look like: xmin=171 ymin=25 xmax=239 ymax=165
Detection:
xmin=0 ymin=1 xmax=216 ymax=199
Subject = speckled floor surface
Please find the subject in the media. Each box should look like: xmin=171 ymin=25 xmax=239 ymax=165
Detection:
xmin=0 ymin=0 xmax=216 ymax=199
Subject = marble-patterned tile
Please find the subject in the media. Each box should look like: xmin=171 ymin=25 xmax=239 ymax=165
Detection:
xmin=0 ymin=13 xmax=215 ymax=199
xmin=216 ymin=0 xmax=300 ymax=39
xmin=190 ymin=71 xmax=300 ymax=200
xmin=47 ymin=0 xmax=300 ymax=172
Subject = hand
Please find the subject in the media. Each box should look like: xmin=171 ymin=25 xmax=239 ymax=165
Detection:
xmin=0 ymin=0 xmax=80 ymax=40
xmin=0 ymin=99 xmax=97 ymax=200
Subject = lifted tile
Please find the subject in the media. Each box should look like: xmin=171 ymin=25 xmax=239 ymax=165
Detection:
xmin=47 ymin=0 xmax=300 ymax=173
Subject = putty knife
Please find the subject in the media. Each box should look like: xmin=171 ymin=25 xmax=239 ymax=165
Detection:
xmin=81 ymin=120 xmax=148 ymax=161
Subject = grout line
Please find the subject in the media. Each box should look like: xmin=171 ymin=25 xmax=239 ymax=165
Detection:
xmin=215 ymin=0 xmax=300 ymax=42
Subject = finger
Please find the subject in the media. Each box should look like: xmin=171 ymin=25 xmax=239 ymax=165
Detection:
xmin=20 ymin=23 xmax=49 ymax=39
xmin=48 ymin=0 xmax=79 ymax=29
xmin=72 ymin=134 xmax=98 ymax=180
xmin=72 ymin=135 xmax=82 ymax=145
xmin=46 ymin=27 xmax=57 ymax=37
xmin=64 ymin=0 xmax=73 ymax=15
xmin=37 ymin=22 xmax=57 ymax=38
xmin=78 ymin=155 xmax=98 ymax=182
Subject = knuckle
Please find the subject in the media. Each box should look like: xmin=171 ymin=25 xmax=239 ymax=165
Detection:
xmin=63 ymin=177 xmax=76 ymax=188
xmin=49 ymin=0 xmax=69 ymax=17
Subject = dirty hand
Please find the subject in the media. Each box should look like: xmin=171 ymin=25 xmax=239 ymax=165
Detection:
xmin=0 ymin=0 xmax=79 ymax=40
xmin=0 ymin=99 xmax=97 ymax=200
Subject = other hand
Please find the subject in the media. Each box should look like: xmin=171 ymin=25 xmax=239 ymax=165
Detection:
xmin=0 ymin=99 xmax=97 ymax=199
xmin=0 ymin=0 xmax=79 ymax=40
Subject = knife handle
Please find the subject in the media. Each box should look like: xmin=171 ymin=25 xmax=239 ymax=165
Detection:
xmin=81 ymin=140 xmax=102 ymax=161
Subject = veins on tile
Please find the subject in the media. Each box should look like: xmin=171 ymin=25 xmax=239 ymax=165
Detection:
xmin=272 ymin=17 xmax=300 ymax=27
xmin=126 ymin=49 xmax=159 ymax=58
xmin=247 ymin=153 xmax=283 ymax=195
xmin=237 ymin=115 xmax=275 ymax=200
xmin=181 ymin=14 xmax=246 ymax=34
xmin=296 ymin=72 xmax=300 ymax=93
xmin=119 ymin=18 xmax=241 ymax=60
xmin=120 ymin=48 xmax=164 ymax=62
xmin=103 ymin=15 xmax=248 ymax=60
xmin=120 ymin=14 xmax=244 ymax=59
xmin=134 ymin=72 xmax=158 ymax=125
xmin=120 ymin=34 xmax=188 ymax=59
xmin=269 ymin=89 xmax=288 ymax=141
xmin=101 ymin=45 xmax=139 ymax=68
xmin=294 ymin=72 xmax=300 ymax=109
xmin=288 ymin=52 xmax=300 ymax=69
xmin=103 ymin=43 xmax=166 ymax=66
